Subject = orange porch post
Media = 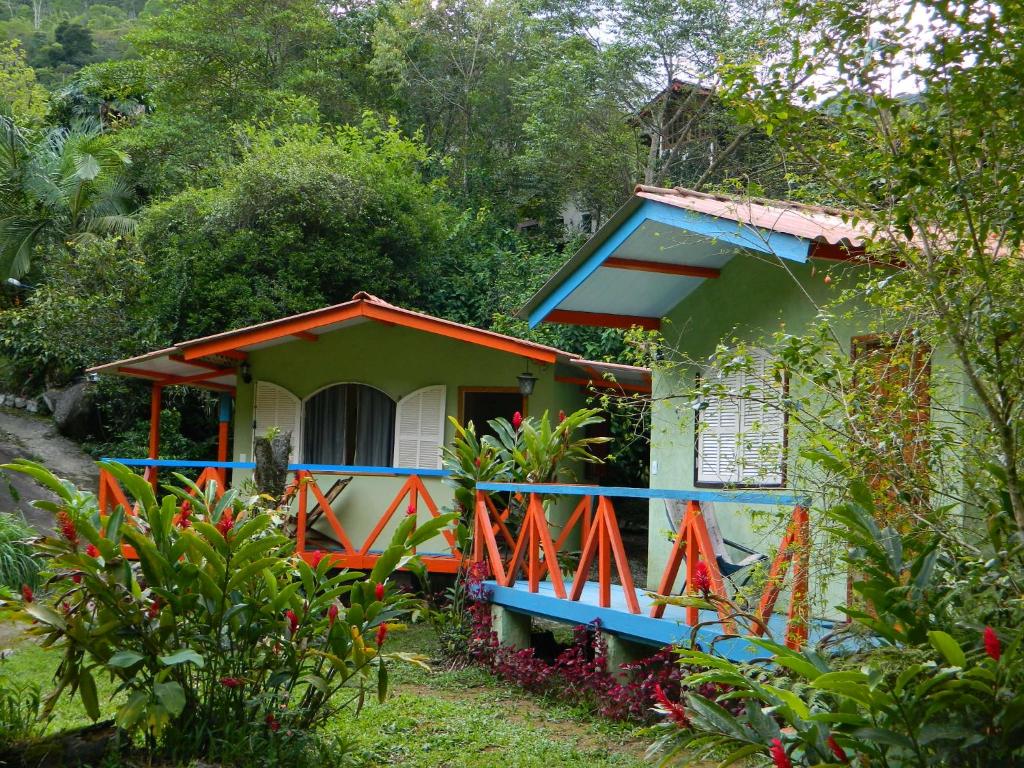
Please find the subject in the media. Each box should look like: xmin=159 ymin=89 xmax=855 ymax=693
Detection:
xmin=216 ymin=393 xmax=232 ymax=487
xmin=147 ymin=383 xmax=162 ymax=488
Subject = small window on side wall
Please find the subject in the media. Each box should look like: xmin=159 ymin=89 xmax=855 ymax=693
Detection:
xmin=695 ymin=349 xmax=785 ymax=487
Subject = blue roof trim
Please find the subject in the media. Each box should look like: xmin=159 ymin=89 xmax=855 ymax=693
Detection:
xmin=528 ymin=199 xmax=812 ymax=328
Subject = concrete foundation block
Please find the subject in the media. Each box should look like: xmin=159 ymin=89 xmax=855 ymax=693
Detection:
xmin=603 ymin=632 xmax=655 ymax=678
xmin=491 ymin=604 xmax=532 ymax=650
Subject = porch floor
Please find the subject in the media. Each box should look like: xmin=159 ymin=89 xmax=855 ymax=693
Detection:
xmin=486 ymin=580 xmax=834 ymax=662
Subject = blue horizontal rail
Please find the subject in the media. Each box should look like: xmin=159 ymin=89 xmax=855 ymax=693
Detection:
xmin=475 ymin=481 xmax=808 ymax=507
xmin=101 ymin=458 xmax=451 ymax=478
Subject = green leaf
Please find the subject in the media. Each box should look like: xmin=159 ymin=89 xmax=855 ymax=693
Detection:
xmin=107 ymin=650 xmax=145 ymax=668
xmin=154 ymin=681 xmax=186 ymax=717
xmin=927 ymin=631 xmax=966 ymax=667
xmin=158 ymin=649 xmax=205 ymax=668
xmin=79 ymin=668 xmax=100 ymax=721
xmin=378 ymin=659 xmax=388 ymax=703
xmin=23 ymin=602 xmax=67 ymax=630
xmin=116 ymin=691 xmax=149 ymax=730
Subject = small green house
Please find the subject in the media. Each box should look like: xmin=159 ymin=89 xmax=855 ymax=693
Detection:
xmin=90 ymin=292 xmax=650 ymax=566
xmin=521 ymin=185 xmax=966 ymax=605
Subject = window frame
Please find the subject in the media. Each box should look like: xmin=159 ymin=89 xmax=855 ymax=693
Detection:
xmin=692 ymin=353 xmax=789 ymax=489
xmin=300 ymin=381 xmax=397 ymax=467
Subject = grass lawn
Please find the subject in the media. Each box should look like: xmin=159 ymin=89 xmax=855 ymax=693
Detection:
xmin=1 ymin=615 xmax=655 ymax=767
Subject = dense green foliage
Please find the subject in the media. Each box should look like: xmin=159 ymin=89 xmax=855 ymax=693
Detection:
xmin=6 ymin=458 xmax=454 ymax=764
xmin=0 ymin=510 xmax=37 ymax=591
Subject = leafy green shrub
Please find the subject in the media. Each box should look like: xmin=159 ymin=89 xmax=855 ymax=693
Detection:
xmin=0 ymin=673 xmax=46 ymax=750
xmin=5 ymin=459 xmax=453 ymax=765
xmin=0 ymin=512 xmax=39 ymax=591
xmin=650 ymin=481 xmax=1024 ymax=767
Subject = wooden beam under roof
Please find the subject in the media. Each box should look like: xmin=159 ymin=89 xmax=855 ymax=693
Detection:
xmin=545 ymin=309 xmax=661 ymax=331
xmin=601 ymin=257 xmax=720 ymax=279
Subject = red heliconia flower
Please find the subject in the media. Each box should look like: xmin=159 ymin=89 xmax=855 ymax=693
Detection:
xmin=20 ymin=584 xmax=33 ymax=603
xmin=653 ymin=684 xmax=689 ymax=726
xmin=327 ymin=603 xmax=338 ymax=627
xmin=86 ymin=543 xmax=100 ymax=558
xmin=285 ymin=609 xmax=299 ymax=635
xmin=308 ymin=550 xmax=324 ymax=568
xmin=827 ymin=735 xmax=849 ymax=763
xmin=769 ymin=738 xmax=792 ymax=768
xmin=558 ymin=410 xmax=566 ymax=423
xmin=72 ymin=573 xmax=82 ymax=584
xmin=266 ymin=713 xmax=280 ymax=732
xmin=984 ymin=626 xmax=1002 ymax=661
xmin=219 ymin=677 xmax=243 ymax=688
xmin=376 ymin=623 xmax=389 ymax=647
xmin=691 ymin=560 xmax=711 ymax=596
xmin=216 ymin=510 xmax=233 ymax=537
xmin=375 ymin=582 xmax=385 ymax=601
xmin=57 ymin=511 xmax=78 ymax=547
xmin=512 ymin=411 xmax=523 ymax=431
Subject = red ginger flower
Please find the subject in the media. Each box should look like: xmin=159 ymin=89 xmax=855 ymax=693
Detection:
xmin=406 ymin=503 xmax=416 ymax=516
xmin=558 ymin=410 xmax=566 ymax=423
xmin=327 ymin=603 xmax=338 ymax=627
xmin=266 ymin=713 xmax=280 ymax=732
xmin=307 ymin=550 xmax=324 ymax=568
xmin=769 ymin=738 xmax=792 ymax=768
xmin=512 ymin=411 xmax=523 ymax=430
xmin=86 ymin=543 xmax=99 ymax=558
xmin=376 ymin=623 xmax=388 ymax=647
xmin=20 ymin=584 xmax=33 ymax=602
xmin=147 ymin=600 xmax=161 ymax=619
xmin=653 ymin=684 xmax=689 ymax=726
xmin=827 ymin=735 xmax=849 ymax=763
xmin=285 ymin=609 xmax=299 ymax=634
xmin=57 ymin=511 xmax=78 ymax=547
xmin=177 ymin=507 xmax=192 ymax=529
xmin=72 ymin=573 xmax=82 ymax=584
xmin=691 ymin=560 xmax=711 ymax=596
xmin=984 ymin=626 xmax=1001 ymax=661
xmin=216 ymin=510 xmax=233 ymax=537
xmin=375 ymin=582 xmax=385 ymax=601
xmin=219 ymin=677 xmax=243 ymax=688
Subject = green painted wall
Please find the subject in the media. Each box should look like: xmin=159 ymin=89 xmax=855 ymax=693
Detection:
xmin=229 ymin=321 xmax=586 ymax=551
xmin=646 ymin=253 xmax=967 ymax=615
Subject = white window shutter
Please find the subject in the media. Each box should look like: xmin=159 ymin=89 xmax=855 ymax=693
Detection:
xmin=253 ymin=381 xmax=301 ymax=460
xmin=393 ymin=385 xmax=446 ymax=469
xmin=697 ymin=350 xmax=784 ymax=485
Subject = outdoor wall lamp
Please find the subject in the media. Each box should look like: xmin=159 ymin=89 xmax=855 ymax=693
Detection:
xmin=240 ymin=361 xmax=252 ymax=384
xmin=516 ymin=366 xmax=537 ymax=396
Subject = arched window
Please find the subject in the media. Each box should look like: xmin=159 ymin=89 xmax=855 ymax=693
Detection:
xmin=302 ymin=384 xmax=396 ymax=467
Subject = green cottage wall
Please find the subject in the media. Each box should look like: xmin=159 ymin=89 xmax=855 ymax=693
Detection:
xmin=229 ymin=321 xmax=586 ymax=553
xmin=646 ymin=253 xmax=967 ymax=615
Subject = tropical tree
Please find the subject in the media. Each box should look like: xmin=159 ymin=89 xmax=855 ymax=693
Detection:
xmin=0 ymin=115 xmax=135 ymax=279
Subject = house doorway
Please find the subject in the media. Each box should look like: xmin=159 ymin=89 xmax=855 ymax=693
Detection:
xmin=459 ymin=387 xmax=525 ymax=439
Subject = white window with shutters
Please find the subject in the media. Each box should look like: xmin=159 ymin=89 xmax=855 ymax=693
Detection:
xmin=696 ymin=350 xmax=785 ymax=486
xmin=252 ymin=381 xmax=301 ymax=459
xmin=393 ymin=385 xmax=446 ymax=469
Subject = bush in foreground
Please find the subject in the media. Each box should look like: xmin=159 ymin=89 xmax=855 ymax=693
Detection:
xmin=4 ymin=459 xmax=453 ymax=766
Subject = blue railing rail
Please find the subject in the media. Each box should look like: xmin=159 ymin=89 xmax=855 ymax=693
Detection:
xmin=100 ymin=458 xmax=452 ymax=478
xmin=474 ymin=481 xmax=809 ymax=507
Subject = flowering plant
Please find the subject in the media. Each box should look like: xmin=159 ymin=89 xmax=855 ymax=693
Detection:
xmin=4 ymin=459 xmax=453 ymax=762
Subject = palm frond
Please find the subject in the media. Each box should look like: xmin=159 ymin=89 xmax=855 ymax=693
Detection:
xmin=0 ymin=215 xmax=48 ymax=279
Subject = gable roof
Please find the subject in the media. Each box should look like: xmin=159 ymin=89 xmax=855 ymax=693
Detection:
xmin=520 ymin=185 xmax=873 ymax=330
xmin=88 ymin=292 xmax=650 ymax=393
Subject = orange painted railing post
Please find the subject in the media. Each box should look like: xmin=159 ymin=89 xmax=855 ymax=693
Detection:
xmin=296 ymin=471 xmax=308 ymax=555
xmin=568 ymin=496 xmax=639 ymax=613
xmin=651 ymin=500 xmax=733 ymax=631
xmin=754 ymin=505 xmax=810 ymax=648
xmin=146 ymin=383 xmax=161 ymax=489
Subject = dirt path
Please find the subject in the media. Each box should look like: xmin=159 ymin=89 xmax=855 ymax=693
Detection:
xmin=0 ymin=408 xmax=97 ymax=533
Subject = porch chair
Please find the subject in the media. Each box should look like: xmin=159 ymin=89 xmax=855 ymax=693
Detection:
xmin=664 ymin=500 xmax=768 ymax=588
